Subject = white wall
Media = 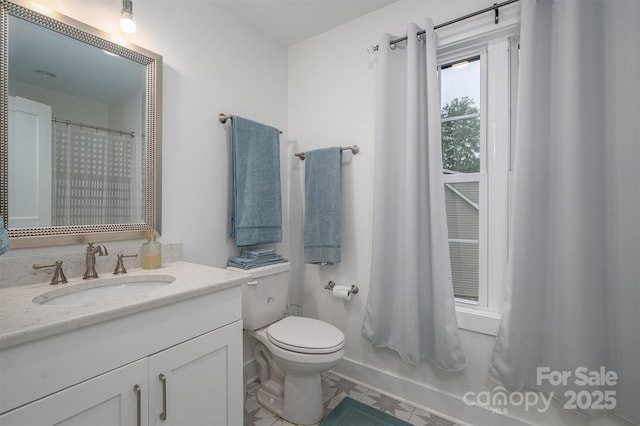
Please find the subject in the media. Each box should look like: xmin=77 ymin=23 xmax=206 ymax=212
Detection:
xmin=287 ymin=1 xmax=629 ymax=425
xmin=10 ymin=81 xmax=109 ymax=126
xmin=8 ymin=0 xmax=289 ymax=268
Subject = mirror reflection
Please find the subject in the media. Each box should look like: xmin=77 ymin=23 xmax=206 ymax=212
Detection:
xmin=1 ymin=0 xmax=162 ymax=248
xmin=8 ymin=15 xmax=147 ymax=228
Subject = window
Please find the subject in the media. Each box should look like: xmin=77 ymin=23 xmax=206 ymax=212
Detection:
xmin=439 ymin=55 xmax=484 ymax=304
xmin=441 ymin=56 xmax=481 ymax=174
xmin=435 ymin=31 xmax=519 ymax=334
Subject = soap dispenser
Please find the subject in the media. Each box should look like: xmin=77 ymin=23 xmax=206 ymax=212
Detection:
xmin=141 ymin=228 xmax=161 ymax=269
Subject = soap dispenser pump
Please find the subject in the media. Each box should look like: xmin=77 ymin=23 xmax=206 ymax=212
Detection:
xmin=141 ymin=228 xmax=161 ymax=269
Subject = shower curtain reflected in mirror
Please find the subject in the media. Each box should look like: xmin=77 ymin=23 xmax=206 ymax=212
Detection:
xmin=52 ymin=122 xmax=143 ymax=226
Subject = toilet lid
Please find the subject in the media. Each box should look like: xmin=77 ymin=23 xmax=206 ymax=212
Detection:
xmin=267 ymin=316 xmax=345 ymax=354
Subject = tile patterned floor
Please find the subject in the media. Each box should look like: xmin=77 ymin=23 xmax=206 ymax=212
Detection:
xmin=244 ymin=372 xmax=461 ymax=426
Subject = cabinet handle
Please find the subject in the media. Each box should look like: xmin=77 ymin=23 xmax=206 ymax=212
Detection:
xmin=134 ymin=385 xmax=141 ymax=426
xmin=247 ymin=280 xmax=258 ymax=286
xmin=159 ymin=373 xmax=167 ymax=421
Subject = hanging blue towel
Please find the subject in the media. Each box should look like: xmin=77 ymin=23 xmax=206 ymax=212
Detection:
xmin=304 ymin=147 xmax=342 ymax=264
xmin=228 ymin=116 xmax=282 ymax=247
xmin=0 ymin=217 xmax=9 ymax=256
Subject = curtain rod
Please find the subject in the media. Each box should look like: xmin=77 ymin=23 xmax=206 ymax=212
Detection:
xmin=52 ymin=118 xmax=135 ymax=137
xmin=367 ymin=0 xmax=520 ymax=54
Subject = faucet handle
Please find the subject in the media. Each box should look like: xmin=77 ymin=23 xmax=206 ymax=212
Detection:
xmin=87 ymin=241 xmax=109 ymax=256
xmin=33 ymin=261 xmax=68 ymax=285
xmin=113 ymin=253 xmax=139 ymax=275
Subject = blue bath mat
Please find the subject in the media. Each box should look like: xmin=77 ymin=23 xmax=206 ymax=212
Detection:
xmin=320 ymin=397 xmax=411 ymax=426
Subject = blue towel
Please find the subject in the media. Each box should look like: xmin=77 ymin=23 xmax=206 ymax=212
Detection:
xmin=239 ymin=248 xmax=277 ymax=259
xmin=304 ymin=147 xmax=342 ymax=264
xmin=0 ymin=217 xmax=8 ymax=256
xmin=227 ymin=249 xmax=287 ymax=269
xmin=228 ymin=116 xmax=282 ymax=247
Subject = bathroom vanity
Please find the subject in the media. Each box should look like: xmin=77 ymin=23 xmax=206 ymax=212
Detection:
xmin=0 ymin=261 xmax=248 ymax=426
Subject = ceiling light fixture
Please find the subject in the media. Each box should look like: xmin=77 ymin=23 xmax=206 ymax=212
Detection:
xmin=120 ymin=0 xmax=136 ymax=34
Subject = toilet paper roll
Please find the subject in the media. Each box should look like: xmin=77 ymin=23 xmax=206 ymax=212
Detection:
xmin=332 ymin=285 xmax=352 ymax=301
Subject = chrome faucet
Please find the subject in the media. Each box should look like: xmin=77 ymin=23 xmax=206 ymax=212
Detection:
xmin=83 ymin=242 xmax=108 ymax=279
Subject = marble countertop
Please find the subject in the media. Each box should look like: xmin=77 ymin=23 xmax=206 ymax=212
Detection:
xmin=0 ymin=261 xmax=250 ymax=349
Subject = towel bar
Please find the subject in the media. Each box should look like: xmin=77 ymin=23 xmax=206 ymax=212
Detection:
xmin=218 ymin=113 xmax=283 ymax=134
xmin=295 ymin=145 xmax=359 ymax=160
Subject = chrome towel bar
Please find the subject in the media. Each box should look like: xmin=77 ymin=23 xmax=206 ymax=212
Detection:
xmin=295 ymin=145 xmax=359 ymax=160
xmin=218 ymin=113 xmax=283 ymax=134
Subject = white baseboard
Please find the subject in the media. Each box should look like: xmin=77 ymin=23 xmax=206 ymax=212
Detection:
xmin=244 ymin=353 xmax=534 ymax=425
xmin=331 ymin=357 xmax=530 ymax=426
xmin=244 ymin=354 xmax=628 ymax=426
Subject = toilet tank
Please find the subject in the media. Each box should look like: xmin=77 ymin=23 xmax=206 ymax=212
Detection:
xmin=227 ymin=262 xmax=290 ymax=331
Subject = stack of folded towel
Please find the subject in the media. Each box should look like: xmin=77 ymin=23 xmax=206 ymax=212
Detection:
xmin=227 ymin=249 xmax=287 ymax=269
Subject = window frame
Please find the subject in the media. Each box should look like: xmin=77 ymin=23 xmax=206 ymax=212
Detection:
xmin=436 ymin=23 xmax=520 ymax=336
xmin=438 ymin=48 xmax=488 ymax=308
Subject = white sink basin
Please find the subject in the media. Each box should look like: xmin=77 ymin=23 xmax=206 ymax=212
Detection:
xmin=33 ymin=275 xmax=175 ymax=305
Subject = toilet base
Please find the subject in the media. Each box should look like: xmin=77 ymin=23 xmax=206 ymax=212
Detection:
xmin=283 ymin=372 xmax=324 ymax=425
xmin=255 ymin=372 xmax=324 ymax=425
xmin=256 ymin=386 xmax=284 ymax=418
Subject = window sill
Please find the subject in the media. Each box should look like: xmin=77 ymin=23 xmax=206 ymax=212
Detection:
xmin=455 ymin=304 xmax=502 ymax=336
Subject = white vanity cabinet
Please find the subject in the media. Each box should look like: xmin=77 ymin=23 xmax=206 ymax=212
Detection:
xmin=147 ymin=321 xmax=242 ymax=426
xmin=0 ymin=322 xmax=242 ymax=426
xmin=0 ymin=359 xmax=148 ymax=425
xmin=0 ymin=279 xmax=244 ymax=426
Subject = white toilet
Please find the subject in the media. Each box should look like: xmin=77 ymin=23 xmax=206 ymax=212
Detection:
xmin=228 ymin=262 xmax=345 ymax=425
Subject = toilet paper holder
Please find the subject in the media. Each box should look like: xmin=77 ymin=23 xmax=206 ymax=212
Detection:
xmin=325 ymin=280 xmax=359 ymax=296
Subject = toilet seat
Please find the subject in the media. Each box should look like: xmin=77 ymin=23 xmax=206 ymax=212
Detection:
xmin=267 ymin=316 xmax=345 ymax=354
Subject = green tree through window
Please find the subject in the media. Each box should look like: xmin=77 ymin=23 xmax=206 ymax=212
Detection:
xmin=441 ymin=96 xmax=480 ymax=173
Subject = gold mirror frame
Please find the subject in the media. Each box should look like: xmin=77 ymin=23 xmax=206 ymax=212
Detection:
xmin=1 ymin=0 xmax=162 ymax=248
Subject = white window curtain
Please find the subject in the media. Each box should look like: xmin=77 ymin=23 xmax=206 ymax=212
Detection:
xmin=362 ymin=20 xmax=466 ymax=371
xmin=489 ymin=0 xmax=639 ymax=423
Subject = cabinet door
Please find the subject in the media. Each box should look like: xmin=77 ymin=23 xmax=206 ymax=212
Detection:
xmin=0 ymin=359 xmax=147 ymax=426
xmin=148 ymin=320 xmax=243 ymax=426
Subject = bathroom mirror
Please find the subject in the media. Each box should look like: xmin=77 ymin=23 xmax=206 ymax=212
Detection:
xmin=1 ymin=0 xmax=162 ymax=248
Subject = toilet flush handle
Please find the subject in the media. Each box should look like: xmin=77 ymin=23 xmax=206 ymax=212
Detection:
xmin=247 ymin=280 xmax=258 ymax=286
